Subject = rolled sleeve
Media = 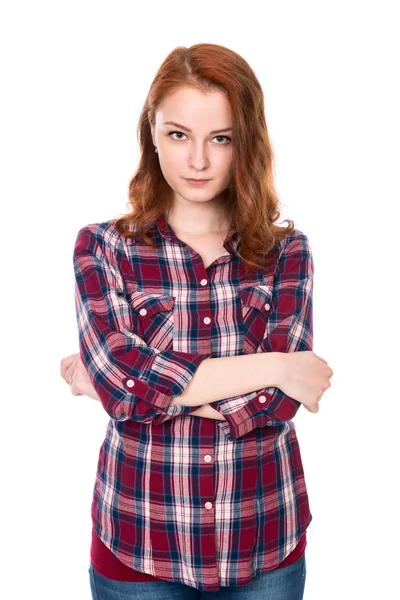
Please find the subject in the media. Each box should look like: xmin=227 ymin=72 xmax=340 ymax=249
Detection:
xmin=73 ymin=225 xmax=210 ymax=423
xmin=210 ymin=231 xmax=314 ymax=441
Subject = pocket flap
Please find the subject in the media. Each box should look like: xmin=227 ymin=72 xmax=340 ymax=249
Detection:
xmin=129 ymin=291 xmax=175 ymax=319
xmin=239 ymin=284 xmax=273 ymax=313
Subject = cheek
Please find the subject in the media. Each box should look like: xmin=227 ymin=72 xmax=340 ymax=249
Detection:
xmin=216 ymin=144 xmax=232 ymax=164
xmin=215 ymin=152 xmax=232 ymax=178
xmin=159 ymin=146 xmax=184 ymax=171
xmin=158 ymin=153 xmax=179 ymax=179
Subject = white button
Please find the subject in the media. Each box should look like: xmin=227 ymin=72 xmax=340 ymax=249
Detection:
xmin=126 ymin=379 xmax=135 ymax=388
xmin=203 ymin=317 xmax=211 ymax=324
xmin=264 ymin=303 xmax=270 ymax=311
xmin=205 ymin=502 xmax=213 ymax=509
xmin=204 ymin=455 xmax=212 ymax=462
xmin=139 ymin=308 xmax=147 ymax=316
xmin=258 ymin=395 xmax=267 ymax=403
xmin=200 ymin=279 xmax=208 ymax=286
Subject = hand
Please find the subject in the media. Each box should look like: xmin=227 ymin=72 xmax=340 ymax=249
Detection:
xmin=190 ymin=404 xmax=227 ymax=420
xmin=60 ymin=353 xmax=227 ymax=419
xmin=60 ymin=352 xmax=100 ymax=401
xmin=276 ymin=351 xmax=333 ymax=414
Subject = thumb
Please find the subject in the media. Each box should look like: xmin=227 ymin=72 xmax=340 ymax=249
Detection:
xmin=60 ymin=352 xmax=80 ymax=379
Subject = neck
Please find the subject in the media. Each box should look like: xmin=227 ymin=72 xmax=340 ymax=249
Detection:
xmin=166 ymin=196 xmax=231 ymax=236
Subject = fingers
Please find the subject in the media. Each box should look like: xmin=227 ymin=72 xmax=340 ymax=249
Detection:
xmin=69 ymin=377 xmax=81 ymax=396
xmin=312 ymin=352 xmax=328 ymax=365
xmin=60 ymin=352 xmax=80 ymax=378
xmin=63 ymin=356 xmax=80 ymax=385
xmin=64 ymin=365 xmax=74 ymax=385
xmin=306 ymin=404 xmax=319 ymax=413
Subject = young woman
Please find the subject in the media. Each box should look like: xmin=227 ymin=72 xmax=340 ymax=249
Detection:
xmin=61 ymin=43 xmax=333 ymax=599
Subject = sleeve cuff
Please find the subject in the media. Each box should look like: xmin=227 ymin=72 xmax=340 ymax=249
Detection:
xmin=212 ymin=388 xmax=300 ymax=441
xmin=213 ymin=392 xmax=271 ymax=441
xmin=216 ymin=412 xmax=269 ymax=441
xmin=116 ymin=351 xmax=211 ymax=421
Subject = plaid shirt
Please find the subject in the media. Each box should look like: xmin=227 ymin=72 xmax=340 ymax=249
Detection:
xmin=73 ymin=213 xmax=314 ymax=592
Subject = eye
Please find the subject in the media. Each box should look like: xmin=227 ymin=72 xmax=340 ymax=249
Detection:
xmin=168 ymin=131 xmax=187 ymax=140
xmin=167 ymin=131 xmax=231 ymax=144
xmin=214 ymin=135 xmax=231 ymax=144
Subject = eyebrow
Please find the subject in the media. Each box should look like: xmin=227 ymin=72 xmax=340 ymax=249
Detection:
xmin=162 ymin=121 xmax=233 ymax=135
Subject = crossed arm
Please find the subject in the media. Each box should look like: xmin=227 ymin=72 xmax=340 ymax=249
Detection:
xmin=62 ymin=353 xmax=226 ymax=421
xmin=71 ymin=225 xmax=312 ymax=439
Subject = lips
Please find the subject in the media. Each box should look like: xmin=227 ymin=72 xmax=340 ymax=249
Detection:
xmin=183 ymin=177 xmax=210 ymax=187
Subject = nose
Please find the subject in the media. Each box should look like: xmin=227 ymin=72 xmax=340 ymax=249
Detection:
xmin=188 ymin=142 xmax=210 ymax=171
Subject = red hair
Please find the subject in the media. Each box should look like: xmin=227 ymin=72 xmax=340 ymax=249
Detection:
xmin=113 ymin=43 xmax=295 ymax=273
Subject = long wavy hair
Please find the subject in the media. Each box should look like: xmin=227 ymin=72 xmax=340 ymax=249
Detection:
xmin=113 ymin=43 xmax=295 ymax=273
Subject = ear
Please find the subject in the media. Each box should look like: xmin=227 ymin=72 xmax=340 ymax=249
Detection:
xmin=148 ymin=113 xmax=155 ymax=146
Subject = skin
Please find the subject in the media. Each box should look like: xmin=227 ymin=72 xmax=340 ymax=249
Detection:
xmin=60 ymin=86 xmax=333 ymax=417
xmin=61 ymin=86 xmax=236 ymax=421
xmin=60 ymin=352 xmax=226 ymax=420
xmin=149 ymin=86 xmax=234 ymax=237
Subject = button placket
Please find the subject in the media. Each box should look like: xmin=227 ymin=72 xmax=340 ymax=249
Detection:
xmin=201 ymin=439 xmax=214 ymax=513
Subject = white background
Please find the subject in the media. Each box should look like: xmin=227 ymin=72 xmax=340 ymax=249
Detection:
xmin=1 ymin=1 xmax=399 ymax=598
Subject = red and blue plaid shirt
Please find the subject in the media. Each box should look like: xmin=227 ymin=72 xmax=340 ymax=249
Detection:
xmin=73 ymin=213 xmax=314 ymax=592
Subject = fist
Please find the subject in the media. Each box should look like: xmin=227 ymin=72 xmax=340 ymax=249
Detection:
xmin=60 ymin=352 xmax=100 ymax=401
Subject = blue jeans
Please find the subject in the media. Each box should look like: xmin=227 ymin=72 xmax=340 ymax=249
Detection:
xmin=88 ymin=553 xmax=306 ymax=599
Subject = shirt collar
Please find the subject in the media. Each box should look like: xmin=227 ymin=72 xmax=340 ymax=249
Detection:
xmin=124 ymin=212 xmax=241 ymax=254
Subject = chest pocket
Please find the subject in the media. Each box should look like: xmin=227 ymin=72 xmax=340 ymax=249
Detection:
xmin=128 ymin=291 xmax=175 ymax=351
xmin=238 ymin=284 xmax=273 ymax=354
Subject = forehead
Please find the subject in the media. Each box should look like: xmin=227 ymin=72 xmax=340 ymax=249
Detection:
xmin=155 ymin=87 xmax=232 ymax=128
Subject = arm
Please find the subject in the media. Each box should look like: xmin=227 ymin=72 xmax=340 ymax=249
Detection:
xmin=171 ymin=352 xmax=283 ymax=422
xmin=171 ymin=352 xmax=282 ymax=406
xmin=73 ymin=224 xmax=214 ymax=424
xmin=208 ymin=230 xmax=314 ymax=441
xmin=190 ymin=404 xmax=227 ymax=420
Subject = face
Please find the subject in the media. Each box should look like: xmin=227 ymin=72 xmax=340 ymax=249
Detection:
xmin=150 ymin=86 xmax=233 ymax=207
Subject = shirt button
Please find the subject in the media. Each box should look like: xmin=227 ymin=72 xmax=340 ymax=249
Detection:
xmin=139 ymin=308 xmax=147 ymax=316
xmin=203 ymin=317 xmax=211 ymax=324
xmin=258 ymin=395 xmax=267 ymax=403
xmin=264 ymin=303 xmax=271 ymax=311
xmin=204 ymin=455 xmax=212 ymax=462
xmin=200 ymin=278 xmax=208 ymax=286
xmin=126 ymin=380 xmax=135 ymax=388
xmin=205 ymin=502 xmax=213 ymax=509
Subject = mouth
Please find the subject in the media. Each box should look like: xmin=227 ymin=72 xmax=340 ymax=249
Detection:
xmin=184 ymin=178 xmax=211 ymax=186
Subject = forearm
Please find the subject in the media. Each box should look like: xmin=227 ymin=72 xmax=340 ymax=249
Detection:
xmin=191 ymin=404 xmax=227 ymax=420
xmin=172 ymin=352 xmax=284 ymax=407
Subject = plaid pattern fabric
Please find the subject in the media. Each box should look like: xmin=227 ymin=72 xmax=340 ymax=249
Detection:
xmin=73 ymin=213 xmax=314 ymax=592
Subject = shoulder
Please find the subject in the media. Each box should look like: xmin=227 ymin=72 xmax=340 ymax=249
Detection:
xmin=74 ymin=218 xmax=131 ymax=255
xmin=274 ymin=228 xmax=314 ymax=278
xmin=277 ymin=228 xmax=313 ymax=258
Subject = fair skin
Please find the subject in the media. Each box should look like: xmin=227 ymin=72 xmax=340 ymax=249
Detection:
xmin=149 ymin=85 xmax=234 ymax=262
xmin=60 ymin=352 xmax=226 ymax=420
xmin=61 ymin=85 xmax=333 ymax=417
xmin=60 ymin=351 xmax=332 ymax=414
